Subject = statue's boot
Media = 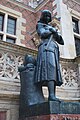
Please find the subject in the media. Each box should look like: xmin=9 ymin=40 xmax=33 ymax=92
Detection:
xmin=47 ymin=81 xmax=61 ymax=101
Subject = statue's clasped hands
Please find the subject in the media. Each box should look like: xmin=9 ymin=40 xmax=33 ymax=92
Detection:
xmin=49 ymin=27 xmax=57 ymax=34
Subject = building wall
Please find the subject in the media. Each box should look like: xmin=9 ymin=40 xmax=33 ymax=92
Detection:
xmin=0 ymin=0 xmax=80 ymax=120
xmin=0 ymin=0 xmax=79 ymax=57
xmin=58 ymin=0 xmax=80 ymax=58
xmin=0 ymin=0 xmax=54 ymax=49
xmin=0 ymin=1 xmax=57 ymax=120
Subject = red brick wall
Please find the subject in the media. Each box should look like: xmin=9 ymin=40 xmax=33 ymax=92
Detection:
xmin=19 ymin=0 xmax=44 ymax=6
xmin=0 ymin=112 xmax=6 ymax=120
xmin=0 ymin=0 xmax=55 ymax=49
xmin=63 ymin=0 xmax=80 ymax=13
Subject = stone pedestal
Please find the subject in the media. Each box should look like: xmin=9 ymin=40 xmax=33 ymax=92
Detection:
xmin=24 ymin=114 xmax=80 ymax=120
xmin=19 ymin=101 xmax=80 ymax=120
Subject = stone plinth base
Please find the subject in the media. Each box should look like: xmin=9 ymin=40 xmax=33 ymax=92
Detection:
xmin=25 ymin=114 xmax=80 ymax=120
xmin=19 ymin=101 xmax=80 ymax=120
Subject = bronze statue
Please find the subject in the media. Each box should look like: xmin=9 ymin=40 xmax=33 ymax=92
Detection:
xmin=18 ymin=11 xmax=64 ymax=116
xmin=35 ymin=10 xmax=64 ymax=101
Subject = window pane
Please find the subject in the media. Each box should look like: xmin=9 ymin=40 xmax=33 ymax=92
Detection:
xmin=72 ymin=17 xmax=79 ymax=34
xmin=75 ymin=37 xmax=80 ymax=56
xmin=0 ymin=34 xmax=3 ymax=40
xmin=6 ymin=37 xmax=15 ymax=43
xmin=8 ymin=18 xmax=16 ymax=25
xmin=7 ymin=16 xmax=16 ymax=35
xmin=7 ymin=24 xmax=15 ymax=29
xmin=7 ymin=28 xmax=15 ymax=34
xmin=0 ymin=14 xmax=4 ymax=31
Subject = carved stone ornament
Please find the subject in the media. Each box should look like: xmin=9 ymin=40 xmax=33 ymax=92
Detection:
xmin=0 ymin=41 xmax=37 ymax=80
xmin=61 ymin=62 xmax=79 ymax=88
xmin=0 ymin=51 xmax=23 ymax=79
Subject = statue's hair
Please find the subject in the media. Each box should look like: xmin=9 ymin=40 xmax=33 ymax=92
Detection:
xmin=40 ymin=10 xmax=52 ymax=23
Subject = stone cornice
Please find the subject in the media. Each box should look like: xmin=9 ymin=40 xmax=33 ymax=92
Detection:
xmin=60 ymin=57 xmax=75 ymax=62
xmin=75 ymin=55 xmax=80 ymax=63
xmin=0 ymin=40 xmax=37 ymax=56
xmin=0 ymin=41 xmax=80 ymax=62
xmin=60 ymin=56 xmax=80 ymax=63
xmin=0 ymin=91 xmax=19 ymax=101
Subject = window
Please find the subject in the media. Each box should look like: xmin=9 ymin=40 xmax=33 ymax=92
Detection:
xmin=0 ymin=12 xmax=17 ymax=43
xmin=0 ymin=34 xmax=3 ymax=40
xmin=0 ymin=13 xmax=4 ymax=31
xmin=75 ymin=37 xmax=80 ymax=56
xmin=72 ymin=17 xmax=79 ymax=34
xmin=7 ymin=16 xmax=16 ymax=35
xmin=6 ymin=37 xmax=15 ymax=43
xmin=72 ymin=16 xmax=80 ymax=56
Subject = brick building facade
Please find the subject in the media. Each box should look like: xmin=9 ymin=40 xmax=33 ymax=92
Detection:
xmin=0 ymin=0 xmax=80 ymax=120
xmin=0 ymin=0 xmax=55 ymax=49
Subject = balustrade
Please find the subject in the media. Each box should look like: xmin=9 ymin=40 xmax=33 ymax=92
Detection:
xmin=0 ymin=40 xmax=80 ymax=101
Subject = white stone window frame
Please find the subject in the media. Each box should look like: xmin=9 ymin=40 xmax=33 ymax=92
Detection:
xmin=0 ymin=109 xmax=10 ymax=120
xmin=16 ymin=0 xmax=23 ymax=2
xmin=69 ymin=8 xmax=80 ymax=39
xmin=69 ymin=8 xmax=80 ymax=57
xmin=0 ymin=5 xmax=25 ymax=46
